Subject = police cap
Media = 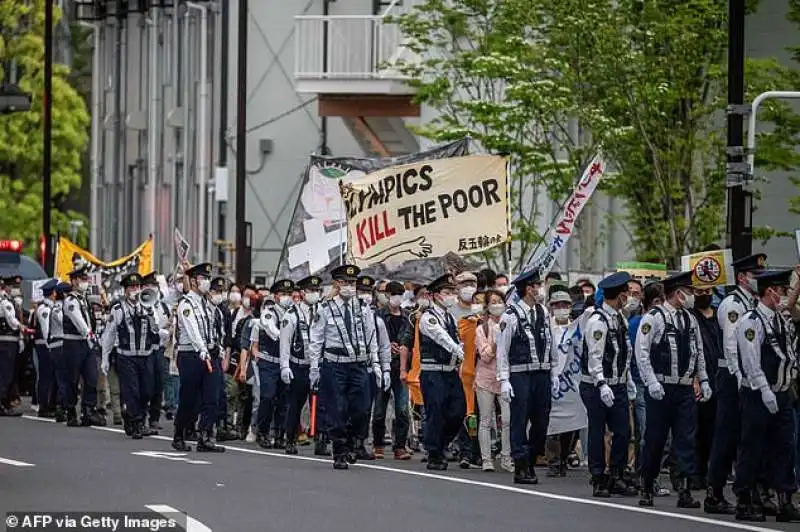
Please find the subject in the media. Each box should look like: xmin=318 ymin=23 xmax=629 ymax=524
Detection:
xmin=296 ymin=276 xmax=322 ymax=291
xmin=755 ymin=268 xmax=793 ymax=291
xmin=270 ymin=279 xmax=295 ymax=294
xmin=427 ymin=274 xmax=455 ymax=294
xmin=356 ymin=276 xmax=375 ymax=292
xmin=598 ymin=271 xmax=632 ymax=298
xmin=55 ymin=282 xmax=72 ymax=295
xmin=121 ymin=273 xmax=143 ymax=287
xmin=41 ymin=279 xmax=59 ymax=296
xmin=732 ymin=253 xmax=767 ymax=273
xmin=211 ymin=277 xmax=228 ymax=292
xmin=512 ymin=269 xmax=541 ymax=291
xmin=142 ymin=272 xmax=159 ymax=286
xmin=68 ymin=265 xmax=89 ymax=280
xmin=185 ymin=262 xmax=213 ymax=278
xmin=662 ymin=271 xmax=692 ymax=295
xmin=331 ymin=264 xmax=361 ymax=282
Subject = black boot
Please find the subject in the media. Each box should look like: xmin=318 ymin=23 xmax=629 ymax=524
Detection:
xmin=80 ymin=409 xmax=93 ymax=427
xmin=273 ymin=432 xmax=286 ymax=450
xmin=759 ymin=488 xmax=778 ymax=516
xmin=356 ymin=446 xmax=376 ymax=461
xmin=546 ymin=464 xmax=561 ymax=478
xmin=285 ymin=440 xmax=298 ymax=455
xmin=677 ymin=477 xmax=701 ymax=509
xmin=776 ymin=492 xmax=800 ymax=523
xmin=196 ymin=433 xmax=225 ymax=453
xmin=333 ymin=454 xmax=349 ymax=470
xmin=704 ymin=486 xmax=736 ymax=515
xmin=608 ymin=469 xmax=637 ymax=496
xmin=514 ymin=459 xmax=536 ymax=485
xmin=66 ymin=408 xmax=79 ymax=427
xmin=736 ymin=492 xmax=765 ymax=522
xmin=592 ymin=475 xmax=610 ymax=498
xmin=314 ymin=435 xmax=331 ymax=456
xmin=131 ymin=421 xmax=143 ymax=440
xmin=426 ymin=454 xmax=448 ymax=471
xmin=172 ymin=428 xmax=192 ymax=452
xmin=639 ymin=479 xmax=655 ymax=507
xmin=257 ymin=432 xmax=273 ymax=449
xmin=55 ymin=407 xmax=66 ymax=423
xmin=527 ymin=461 xmax=539 ymax=485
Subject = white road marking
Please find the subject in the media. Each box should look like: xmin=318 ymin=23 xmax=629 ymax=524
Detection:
xmin=132 ymin=451 xmax=211 ymax=465
xmin=145 ymin=504 xmax=212 ymax=532
xmin=22 ymin=414 xmax=55 ymax=423
xmin=0 ymin=456 xmax=35 ymax=467
xmin=18 ymin=416 xmax=783 ymax=532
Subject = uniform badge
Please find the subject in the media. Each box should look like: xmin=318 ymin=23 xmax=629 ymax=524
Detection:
xmin=183 ymin=308 xmax=190 ymax=317
xmin=641 ymin=323 xmax=651 ymax=335
xmin=107 ymin=313 xmax=114 ymax=323
xmin=744 ymin=328 xmax=755 ymax=341
xmin=499 ymin=322 xmax=506 ymax=332
xmin=593 ymin=330 xmax=603 ymax=341
xmin=728 ymin=311 xmax=738 ymax=323
xmin=314 ymin=313 xmax=321 ymax=323
xmin=282 ymin=319 xmax=289 ymax=327
xmin=428 ymin=317 xmax=437 ymax=325
xmin=68 ymin=304 xmax=75 ymax=312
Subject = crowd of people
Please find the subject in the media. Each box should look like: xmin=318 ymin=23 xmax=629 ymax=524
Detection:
xmin=0 ymin=252 xmax=799 ymax=523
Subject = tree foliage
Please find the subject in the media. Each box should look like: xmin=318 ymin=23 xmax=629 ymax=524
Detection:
xmin=391 ymin=0 xmax=800 ymax=269
xmin=0 ymin=0 xmax=90 ymax=254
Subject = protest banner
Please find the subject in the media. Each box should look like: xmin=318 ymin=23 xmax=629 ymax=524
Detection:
xmin=680 ymin=248 xmax=735 ymax=287
xmin=615 ymin=261 xmax=668 ymax=281
xmin=340 ymin=154 xmax=510 ymax=268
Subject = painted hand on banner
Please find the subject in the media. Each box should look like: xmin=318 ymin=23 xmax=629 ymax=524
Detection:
xmin=361 ymin=236 xmax=433 ymax=263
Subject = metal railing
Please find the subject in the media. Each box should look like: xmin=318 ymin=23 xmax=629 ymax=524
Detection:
xmin=294 ymin=15 xmax=405 ymax=80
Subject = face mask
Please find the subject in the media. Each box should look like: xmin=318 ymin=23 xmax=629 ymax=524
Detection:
xmin=496 ymin=285 xmax=509 ymax=295
xmin=242 ymin=297 xmax=251 ymax=309
xmin=389 ymin=295 xmax=403 ymax=308
xmin=10 ymin=288 xmax=21 ymax=297
xmin=13 ymin=296 xmax=22 ymax=307
xmin=79 ymin=282 xmax=89 ymax=292
xmin=302 ymin=292 xmax=318 ymax=305
xmin=276 ymin=295 xmax=291 ymax=308
xmin=127 ymin=288 xmax=140 ymax=300
xmin=416 ymin=299 xmax=430 ymax=309
xmin=553 ymin=308 xmax=571 ymax=321
xmin=403 ymin=290 xmax=414 ymax=300
xmin=470 ymin=303 xmax=484 ymax=314
xmin=358 ymin=293 xmax=373 ymax=305
xmin=779 ymin=296 xmax=790 ymax=310
xmin=679 ymin=290 xmax=694 ymax=309
xmin=198 ymin=279 xmax=211 ymax=294
xmin=43 ymin=298 xmax=53 ymax=307
xmin=624 ymin=297 xmax=640 ymax=313
xmin=229 ymin=292 xmax=242 ymax=304
xmin=459 ymin=286 xmax=477 ymax=303
xmin=175 ymin=282 xmax=184 ymax=293
xmin=441 ymin=295 xmax=458 ymax=308
xmin=212 ymin=293 xmax=225 ymax=305
xmin=533 ymin=288 xmax=545 ymax=304
xmin=488 ymin=303 xmax=505 ymax=316
xmin=747 ymin=277 xmax=758 ymax=294
xmin=339 ymin=285 xmax=356 ymax=299
xmin=694 ymin=294 xmax=712 ymax=310
xmin=376 ymin=292 xmax=389 ymax=306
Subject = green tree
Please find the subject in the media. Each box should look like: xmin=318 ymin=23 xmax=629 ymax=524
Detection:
xmin=0 ymin=0 xmax=90 ymax=255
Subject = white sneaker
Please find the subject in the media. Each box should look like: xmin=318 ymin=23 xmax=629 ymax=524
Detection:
xmin=501 ymin=456 xmax=514 ymax=472
xmin=245 ymin=427 xmax=257 ymax=443
xmin=31 ymin=404 xmax=39 ymax=413
xmin=482 ymin=460 xmax=495 ymax=472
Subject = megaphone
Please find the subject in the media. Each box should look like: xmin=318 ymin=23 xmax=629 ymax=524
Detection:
xmin=138 ymin=287 xmax=159 ymax=309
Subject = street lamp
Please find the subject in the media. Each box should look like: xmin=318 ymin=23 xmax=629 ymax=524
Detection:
xmin=69 ymin=220 xmax=85 ymax=243
xmin=0 ymin=84 xmax=32 ymax=114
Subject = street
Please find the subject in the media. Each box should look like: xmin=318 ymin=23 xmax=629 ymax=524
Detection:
xmin=0 ymin=416 xmax=795 ymax=532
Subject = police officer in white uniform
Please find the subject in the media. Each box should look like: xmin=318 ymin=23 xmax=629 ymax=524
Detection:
xmin=33 ymin=279 xmax=59 ymax=418
xmin=0 ymin=279 xmax=21 ymax=416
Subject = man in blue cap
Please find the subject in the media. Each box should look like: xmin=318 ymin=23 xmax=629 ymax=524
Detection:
xmin=32 ymin=279 xmax=59 ymax=418
xmin=309 ymin=264 xmax=379 ymax=469
xmin=732 ymin=268 xmax=799 ymax=523
xmin=50 ymin=283 xmax=71 ymax=422
xmin=580 ymin=271 xmax=637 ymax=497
xmin=496 ymin=269 xmax=557 ymax=484
xmin=705 ymin=253 xmax=767 ymax=514
xmin=636 ymin=271 xmax=711 ymax=508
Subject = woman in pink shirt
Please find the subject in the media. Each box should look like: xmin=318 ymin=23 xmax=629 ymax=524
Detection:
xmin=474 ymin=289 xmax=512 ymax=472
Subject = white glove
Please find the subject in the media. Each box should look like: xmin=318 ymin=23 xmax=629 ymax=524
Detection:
xmin=647 ymin=381 xmax=665 ymax=400
xmin=309 ymin=366 xmax=321 ymax=388
xmin=760 ymin=387 xmax=778 ymax=414
xmin=700 ymin=381 xmax=713 ymax=402
xmin=18 ymin=339 xmax=24 ymax=352
xmin=626 ymin=379 xmax=637 ymax=401
xmin=500 ymin=380 xmax=514 ymax=403
xmin=101 ymin=358 xmax=110 ymax=376
xmin=599 ymin=383 xmax=614 ymax=408
xmin=382 ymin=370 xmax=391 ymax=392
xmin=280 ymin=367 xmax=293 ymax=385
xmin=373 ymin=365 xmax=382 ymax=389
xmin=453 ymin=344 xmax=465 ymax=363
xmin=551 ymin=374 xmax=560 ymax=396
xmin=199 ymin=351 xmax=210 ymax=362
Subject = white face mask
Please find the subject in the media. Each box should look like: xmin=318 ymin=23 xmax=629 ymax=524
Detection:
xmin=198 ymin=279 xmax=211 ymax=294
xmin=127 ymin=288 xmax=140 ymax=300
xmin=339 ymin=285 xmax=356 ymax=299
xmin=175 ymin=282 xmax=184 ymax=293
xmin=416 ymin=298 xmax=430 ymax=309
xmin=403 ymin=290 xmax=414 ymax=300
xmin=358 ymin=293 xmax=373 ymax=305
xmin=13 ymin=296 xmax=22 ymax=307
xmin=376 ymin=292 xmax=389 ymax=306
xmin=459 ymin=286 xmax=477 ymax=303
xmin=678 ymin=290 xmax=694 ymax=309
xmin=624 ymin=297 xmax=641 ymax=312
xmin=389 ymin=295 xmax=403 ymax=308
xmin=488 ymin=303 xmax=505 ymax=316
xmin=10 ymin=288 xmax=21 ymax=297
xmin=441 ymin=295 xmax=458 ymax=308
xmin=229 ymin=292 xmax=242 ymax=304
xmin=778 ymin=296 xmax=790 ymax=310
xmin=242 ymin=297 xmax=251 ymax=309
xmin=496 ymin=285 xmax=509 ymax=294
xmin=212 ymin=293 xmax=225 ymax=305
xmin=470 ymin=303 xmax=484 ymax=314
xmin=747 ymin=277 xmax=758 ymax=294
xmin=304 ymin=291 xmax=320 ymax=305
xmin=553 ymin=308 xmax=571 ymax=321
xmin=278 ymin=295 xmax=293 ymax=308
xmin=78 ymin=281 xmax=89 ymax=292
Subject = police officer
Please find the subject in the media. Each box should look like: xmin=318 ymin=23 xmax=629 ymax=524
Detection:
xmin=62 ymin=266 xmax=104 ymax=427
xmin=0 ymin=277 xmax=21 ymax=417
xmin=251 ymin=279 xmax=292 ymax=449
xmin=733 ymin=268 xmax=799 ymax=523
xmin=172 ymin=263 xmax=224 ymax=453
xmin=636 ymin=271 xmax=712 ymax=508
xmin=101 ymin=273 xmax=160 ymax=439
xmin=33 ymin=279 xmax=59 ymax=418
xmin=208 ymin=276 xmax=236 ymax=441
xmin=705 ymin=253 xmax=767 ymax=514
xmin=418 ymin=274 xmax=466 ymax=471
xmin=143 ymin=272 xmax=170 ymax=432
xmin=49 ymin=283 xmax=70 ymax=422
xmin=309 ymin=265 xmax=379 ymax=470
xmin=280 ymin=275 xmax=322 ymax=454
xmin=496 ymin=269 xmax=557 ymax=484
xmin=580 ymin=271 xmax=637 ymax=497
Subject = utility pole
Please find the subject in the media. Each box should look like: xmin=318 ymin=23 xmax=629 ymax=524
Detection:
xmin=725 ymin=0 xmax=752 ymax=260
xmin=235 ymin=0 xmax=251 ymax=284
xmin=43 ymin=0 xmax=53 ymax=275
xmin=217 ymin=0 xmax=230 ymax=272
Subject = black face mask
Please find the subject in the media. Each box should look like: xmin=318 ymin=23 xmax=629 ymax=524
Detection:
xmin=694 ymin=295 xmax=712 ymax=310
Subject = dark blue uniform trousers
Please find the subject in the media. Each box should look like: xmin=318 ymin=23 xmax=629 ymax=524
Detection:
xmin=707 ymin=368 xmax=740 ymax=490
xmin=321 ymin=361 xmax=370 ymax=456
xmin=175 ymin=352 xmax=219 ymax=433
xmin=256 ymin=359 xmax=284 ymax=437
xmin=642 ymin=384 xmax=697 ymax=483
xmin=116 ymin=353 xmax=154 ymax=424
xmin=284 ymin=364 xmax=310 ymax=439
xmin=734 ymin=389 xmax=797 ymax=496
xmin=51 ymin=346 xmax=68 ymax=408
xmin=64 ymin=339 xmax=98 ymax=411
xmin=580 ymin=382 xmax=629 ymax=476
xmin=509 ymin=371 xmax=552 ymax=462
xmin=0 ymin=342 xmax=18 ymax=408
xmin=35 ymin=345 xmax=56 ymax=413
xmin=420 ymin=369 xmax=466 ymax=460
xmin=149 ymin=348 xmax=164 ymax=423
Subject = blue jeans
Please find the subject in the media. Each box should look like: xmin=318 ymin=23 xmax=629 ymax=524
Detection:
xmin=162 ymin=359 xmax=179 ymax=415
xmin=634 ymin=381 xmax=647 ymax=473
xmin=795 ymin=401 xmax=800 ymax=487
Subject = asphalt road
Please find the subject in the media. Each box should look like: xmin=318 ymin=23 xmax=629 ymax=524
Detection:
xmin=0 ymin=415 xmax=796 ymax=532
